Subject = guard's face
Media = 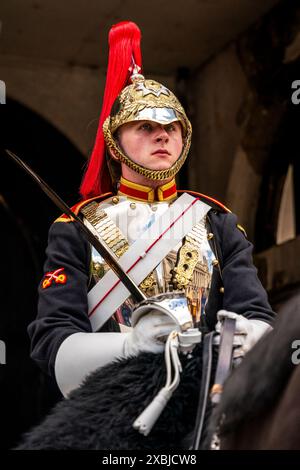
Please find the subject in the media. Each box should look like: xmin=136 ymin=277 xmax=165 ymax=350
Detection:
xmin=116 ymin=120 xmax=183 ymax=171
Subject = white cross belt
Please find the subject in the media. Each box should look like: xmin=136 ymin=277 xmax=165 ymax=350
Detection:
xmin=87 ymin=193 xmax=211 ymax=331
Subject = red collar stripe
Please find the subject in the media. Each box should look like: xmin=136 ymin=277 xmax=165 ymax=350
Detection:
xmin=118 ymin=183 xmax=150 ymax=201
xmin=162 ymin=184 xmax=177 ymax=200
xmin=119 ymin=180 xmax=177 ymax=202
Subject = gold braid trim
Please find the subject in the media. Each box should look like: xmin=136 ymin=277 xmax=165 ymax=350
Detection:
xmin=171 ymin=217 xmax=207 ymax=290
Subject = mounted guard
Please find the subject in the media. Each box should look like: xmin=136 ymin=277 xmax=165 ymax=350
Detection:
xmin=23 ymin=21 xmax=275 ymax=448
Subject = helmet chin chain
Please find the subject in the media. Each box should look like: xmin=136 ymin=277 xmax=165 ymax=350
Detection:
xmin=103 ymin=118 xmax=192 ymax=182
xmin=131 ymin=292 xmax=202 ymax=436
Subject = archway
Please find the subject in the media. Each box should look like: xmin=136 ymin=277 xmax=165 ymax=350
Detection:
xmin=255 ymin=106 xmax=300 ymax=252
xmin=0 ymin=99 xmax=85 ymax=448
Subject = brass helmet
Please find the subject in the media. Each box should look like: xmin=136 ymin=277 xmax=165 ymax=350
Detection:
xmin=103 ymin=69 xmax=192 ymax=182
xmin=80 ymin=21 xmax=192 ymax=199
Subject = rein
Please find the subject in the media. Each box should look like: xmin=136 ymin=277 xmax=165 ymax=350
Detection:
xmin=190 ymin=317 xmax=236 ymax=449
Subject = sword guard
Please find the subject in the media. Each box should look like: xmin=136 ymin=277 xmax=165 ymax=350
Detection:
xmin=131 ymin=291 xmax=194 ymax=332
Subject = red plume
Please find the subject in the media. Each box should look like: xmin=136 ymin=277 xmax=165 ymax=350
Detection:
xmin=80 ymin=21 xmax=142 ymax=199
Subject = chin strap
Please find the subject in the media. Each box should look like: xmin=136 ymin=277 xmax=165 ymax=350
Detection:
xmin=133 ymin=328 xmax=201 ymax=436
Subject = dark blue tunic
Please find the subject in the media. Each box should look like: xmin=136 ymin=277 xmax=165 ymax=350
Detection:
xmin=28 ymin=198 xmax=275 ymax=378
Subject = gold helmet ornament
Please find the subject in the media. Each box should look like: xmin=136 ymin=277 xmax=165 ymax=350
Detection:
xmin=80 ymin=21 xmax=192 ymax=199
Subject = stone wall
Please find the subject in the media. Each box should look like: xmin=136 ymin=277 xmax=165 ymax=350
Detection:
xmin=0 ymin=55 xmax=174 ymax=157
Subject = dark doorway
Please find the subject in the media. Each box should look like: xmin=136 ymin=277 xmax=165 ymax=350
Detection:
xmin=255 ymin=105 xmax=300 ymax=252
xmin=0 ymin=99 xmax=85 ymax=448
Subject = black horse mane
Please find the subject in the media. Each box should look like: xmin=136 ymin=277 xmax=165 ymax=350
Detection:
xmin=16 ymin=296 xmax=300 ymax=449
xmin=16 ymin=343 xmax=217 ymax=450
xmin=212 ymin=293 xmax=300 ymax=436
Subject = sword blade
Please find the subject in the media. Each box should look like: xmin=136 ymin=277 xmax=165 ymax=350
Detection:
xmin=5 ymin=149 xmax=146 ymax=302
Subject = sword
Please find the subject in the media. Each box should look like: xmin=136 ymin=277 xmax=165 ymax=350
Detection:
xmin=4 ymin=149 xmax=146 ymax=302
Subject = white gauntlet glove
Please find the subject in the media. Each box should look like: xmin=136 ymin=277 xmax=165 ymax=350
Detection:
xmin=55 ymin=310 xmax=178 ymax=397
xmin=124 ymin=310 xmax=179 ymax=357
xmin=214 ymin=309 xmax=273 ymax=358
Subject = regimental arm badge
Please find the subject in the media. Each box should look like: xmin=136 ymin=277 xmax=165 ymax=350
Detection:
xmin=42 ymin=267 xmax=67 ymax=289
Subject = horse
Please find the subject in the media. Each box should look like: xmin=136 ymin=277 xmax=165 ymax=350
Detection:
xmin=209 ymin=292 xmax=300 ymax=450
xmin=15 ymin=341 xmax=218 ymax=450
xmin=16 ymin=294 xmax=299 ymax=450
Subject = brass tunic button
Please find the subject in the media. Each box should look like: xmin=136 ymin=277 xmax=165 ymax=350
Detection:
xmin=212 ymin=259 xmax=219 ymax=267
xmin=219 ymin=287 xmax=225 ymax=294
xmin=207 ymin=232 xmax=214 ymax=240
xmin=112 ymin=196 xmax=119 ymax=204
xmin=130 ymin=202 xmax=136 ymax=210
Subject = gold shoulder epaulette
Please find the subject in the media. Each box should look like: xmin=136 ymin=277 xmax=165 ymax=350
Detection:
xmin=178 ymin=189 xmax=231 ymax=213
xmin=54 ymin=192 xmax=113 ymax=223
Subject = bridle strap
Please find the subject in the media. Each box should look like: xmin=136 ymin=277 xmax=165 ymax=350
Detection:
xmin=190 ymin=331 xmax=214 ymax=450
xmin=210 ymin=317 xmax=236 ymax=405
xmin=190 ymin=317 xmax=236 ymax=450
